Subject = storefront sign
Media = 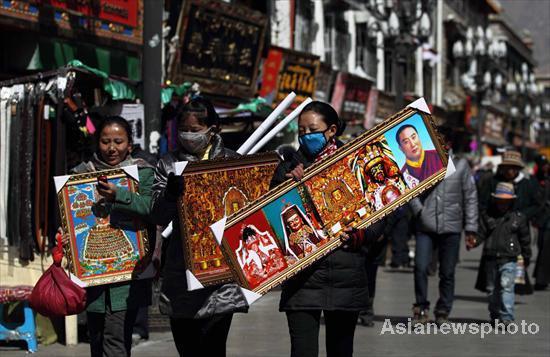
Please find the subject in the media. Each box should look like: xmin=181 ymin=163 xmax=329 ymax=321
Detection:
xmin=170 ymin=0 xmax=268 ymax=98
xmin=482 ymin=110 xmax=506 ymax=145
xmin=330 ymin=73 xmax=372 ymax=125
xmin=0 ymin=0 xmax=143 ymax=45
xmin=313 ymin=64 xmax=335 ymax=103
xmin=375 ymin=91 xmax=396 ymax=121
xmin=260 ymin=46 xmax=320 ymax=109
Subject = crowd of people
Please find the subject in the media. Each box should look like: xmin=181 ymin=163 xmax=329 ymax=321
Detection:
xmin=73 ymin=98 xmax=549 ymax=357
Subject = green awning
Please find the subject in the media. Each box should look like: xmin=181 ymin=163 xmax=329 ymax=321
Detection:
xmin=25 ymin=38 xmax=140 ymax=81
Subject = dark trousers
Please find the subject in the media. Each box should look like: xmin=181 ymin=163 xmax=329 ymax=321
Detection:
xmin=389 ymin=214 xmax=410 ymax=266
xmin=414 ymin=232 xmax=460 ymax=314
xmin=87 ymin=307 xmax=138 ymax=357
xmin=133 ymin=306 xmax=149 ymax=339
xmin=286 ymin=310 xmax=359 ymax=357
xmin=170 ymin=314 xmax=233 ymax=357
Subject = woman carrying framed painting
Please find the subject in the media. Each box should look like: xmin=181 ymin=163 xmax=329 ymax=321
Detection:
xmin=150 ymin=97 xmax=247 ymax=357
xmin=70 ymin=116 xmax=155 ymax=357
xmin=270 ymin=101 xmax=384 ymax=357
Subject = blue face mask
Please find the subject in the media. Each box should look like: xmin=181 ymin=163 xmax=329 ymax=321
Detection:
xmin=299 ymin=131 xmax=327 ymax=157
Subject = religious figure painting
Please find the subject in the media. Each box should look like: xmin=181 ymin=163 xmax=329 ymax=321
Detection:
xmin=179 ymin=153 xmax=279 ymax=286
xmin=218 ymin=103 xmax=449 ymax=295
xmin=223 ymin=210 xmax=289 ymax=289
xmin=262 ymin=187 xmax=327 ymax=260
xmin=349 ymin=137 xmax=409 ymax=210
xmin=384 ymin=113 xmax=444 ymax=188
xmin=57 ymin=168 xmax=149 ymax=287
xmin=303 ymin=156 xmax=371 ymax=234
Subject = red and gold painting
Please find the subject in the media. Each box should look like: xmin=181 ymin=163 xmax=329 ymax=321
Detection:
xmin=218 ymin=103 xmax=449 ymax=295
xmin=179 ymin=153 xmax=279 ymax=286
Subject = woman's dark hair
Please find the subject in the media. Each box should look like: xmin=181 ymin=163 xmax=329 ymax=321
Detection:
xmin=180 ymin=97 xmax=220 ymax=128
xmin=299 ymin=101 xmax=345 ymax=136
xmin=96 ymin=116 xmax=133 ymax=143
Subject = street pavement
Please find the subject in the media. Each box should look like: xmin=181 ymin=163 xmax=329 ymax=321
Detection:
xmin=2 ymin=242 xmax=549 ymax=356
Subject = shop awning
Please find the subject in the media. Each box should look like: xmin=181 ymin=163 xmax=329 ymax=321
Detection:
xmin=7 ymin=35 xmax=140 ymax=81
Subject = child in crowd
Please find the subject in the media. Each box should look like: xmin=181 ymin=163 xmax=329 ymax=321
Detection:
xmin=468 ymin=182 xmax=531 ymax=324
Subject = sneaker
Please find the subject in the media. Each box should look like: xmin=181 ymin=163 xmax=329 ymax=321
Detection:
xmin=434 ymin=312 xmax=449 ymax=326
xmin=412 ymin=305 xmax=429 ymax=325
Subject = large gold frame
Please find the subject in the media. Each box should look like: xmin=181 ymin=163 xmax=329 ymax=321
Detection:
xmin=57 ymin=168 xmax=149 ymax=287
xmin=178 ymin=153 xmax=280 ymax=286
xmin=220 ymin=107 xmax=448 ymax=294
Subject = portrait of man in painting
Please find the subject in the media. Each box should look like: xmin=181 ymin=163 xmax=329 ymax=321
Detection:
xmin=385 ymin=114 xmax=444 ymax=188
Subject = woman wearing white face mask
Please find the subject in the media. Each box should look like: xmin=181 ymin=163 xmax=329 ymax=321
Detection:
xmin=150 ymin=98 xmax=246 ymax=357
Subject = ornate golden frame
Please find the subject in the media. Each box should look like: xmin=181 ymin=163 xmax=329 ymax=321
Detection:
xmin=57 ymin=168 xmax=149 ymax=286
xmin=178 ymin=153 xmax=280 ymax=286
xmin=220 ymin=107 xmax=448 ymax=294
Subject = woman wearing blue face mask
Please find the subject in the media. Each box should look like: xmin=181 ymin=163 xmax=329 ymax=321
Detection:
xmin=150 ymin=98 xmax=248 ymax=357
xmin=271 ymin=101 xmax=385 ymax=357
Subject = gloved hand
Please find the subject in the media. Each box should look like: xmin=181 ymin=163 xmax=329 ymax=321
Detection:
xmin=166 ymin=172 xmax=185 ymax=200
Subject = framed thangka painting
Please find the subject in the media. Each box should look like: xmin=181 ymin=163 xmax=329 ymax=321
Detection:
xmin=55 ymin=166 xmax=150 ymax=287
xmin=178 ymin=153 xmax=280 ymax=287
xmin=217 ymin=100 xmax=450 ymax=295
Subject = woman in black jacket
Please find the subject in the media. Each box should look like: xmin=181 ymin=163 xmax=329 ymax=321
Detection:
xmin=271 ymin=101 xmax=384 ymax=357
xmin=150 ymin=98 xmax=247 ymax=357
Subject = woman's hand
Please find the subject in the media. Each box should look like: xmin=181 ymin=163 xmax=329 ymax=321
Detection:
xmin=97 ymin=180 xmax=118 ymax=202
xmin=166 ymin=172 xmax=185 ymax=200
xmin=340 ymin=227 xmax=364 ymax=250
xmin=285 ymin=164 xmax=305 ymax=182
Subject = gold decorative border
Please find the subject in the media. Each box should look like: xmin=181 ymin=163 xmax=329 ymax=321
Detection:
xmin=220 ymin=107 xmax=448 ymax=294
xmin=178 ymin=152 xmax=280 ymax=286
xmin=57 ymin=168 xmax=149 ymax=287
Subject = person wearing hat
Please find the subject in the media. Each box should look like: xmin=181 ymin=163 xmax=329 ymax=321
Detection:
xmin=478 ymin=150 xmax=540 ymax=222
xmin=468 ymin=182 xmax=531 ymax=324
xmin=476 ymin=150 xmax=540 ymax=293
xmin=533 ymin=154 xmax=550 ymax=290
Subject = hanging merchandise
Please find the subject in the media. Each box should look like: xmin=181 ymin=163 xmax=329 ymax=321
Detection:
xmin=0 ymin=64 xmax=140 ymax=261
xmin=66 ymin=60 xmax=136 ymax=100
xmin=0 ymin=87 xmax=12 ymax=244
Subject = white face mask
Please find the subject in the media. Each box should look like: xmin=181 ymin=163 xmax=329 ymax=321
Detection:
xmin=177 ymin=129 xmax=211 ymax=154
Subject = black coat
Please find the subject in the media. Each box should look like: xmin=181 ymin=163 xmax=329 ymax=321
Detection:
xmin=475 ymin=206 xmax=532 ymax=293
xmin=271 ymin=145 xmax=384 ymax=311
xmin=151 ymin=135 xmax=248 ymax=319
xmin=476 ymin=208 xmax=531 ymax=262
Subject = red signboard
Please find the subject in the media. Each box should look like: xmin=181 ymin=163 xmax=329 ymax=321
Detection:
xmin=98 ymin=0 xmax=138 ymax=28
xmin=48 ymin=0 xmax=138 ymax=27
xmin=330 ymin=72 xmax=372 ymax=125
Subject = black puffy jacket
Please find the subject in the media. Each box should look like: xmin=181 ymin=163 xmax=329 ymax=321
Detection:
xmin=151 ymin=134 xmax=248 ymax=319
xmin=271 ymin=144 xmax=384 ymax=311
xmin=477 ymin=207 xmax=531 ymax=263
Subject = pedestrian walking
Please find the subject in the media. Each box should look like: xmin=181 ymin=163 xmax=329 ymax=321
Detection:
xmin=409 ymin=136 xmax=478 ymax=325
xmin=70 ymin=116 xmax=155 ymax=357
xmin=150 ymin=98 xmax=247 ymax=357
xmin=476 ymin=150 xmax=540 ymax=293
xmin=468 ymin=182 xmax=531 ymax=323
xmin=270 ymin=101 xmax=384 ymax=357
